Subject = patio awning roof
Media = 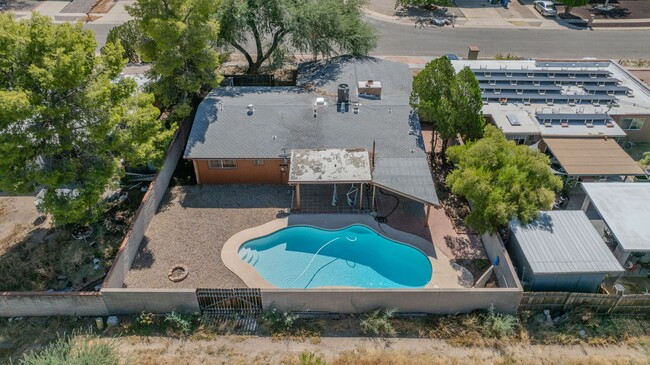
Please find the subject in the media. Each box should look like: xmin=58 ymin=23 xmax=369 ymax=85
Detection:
xmin=582 ymin=183 xmax=650 ymax=252
xmin=543 ymin=138 xmax=645 ymax=176
xmin=288 ymin=148 xmax=372 ymax=184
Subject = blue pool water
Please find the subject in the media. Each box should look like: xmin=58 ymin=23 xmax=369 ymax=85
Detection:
xmin=238 ymin=225 xmax=432 ymax=289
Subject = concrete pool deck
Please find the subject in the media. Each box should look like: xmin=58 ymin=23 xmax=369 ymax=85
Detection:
xmin=222 ymin=214 xmax=474 ymax=289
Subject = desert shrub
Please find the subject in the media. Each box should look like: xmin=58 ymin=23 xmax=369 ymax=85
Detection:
xmin=164 ymin=311 xmax=192 ymax=335
xmin=360 ymin=308 xmax=397 ymax=336
xmin=481 ymin=304 xmax=519 ymax=338
xmin=300 ymin=352 xmax=326 ymax=365
xmin=495 ymin=53 xmax=523 ymax=60
xmin=260 ymin=308 xmax=299 ymax=334
xmin=20 ymin=334 xmax=120 ymax=365
xmin=137 ymin=312 xmax=156 ymax=326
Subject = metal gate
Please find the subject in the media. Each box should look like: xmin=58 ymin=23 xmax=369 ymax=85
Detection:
xmin=196 ymin=288 xmax=262 ymax=316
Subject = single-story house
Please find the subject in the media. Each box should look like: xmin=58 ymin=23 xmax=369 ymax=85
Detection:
xmin=452 ymin=60 xmax=650 ymax=145
xmin=183 ymin=57 xmax=439 ymax=213
xmin=507 ymin=210 xmax=623 ymax=292
xmin=581 ymin=183 xmax=650 ymax=273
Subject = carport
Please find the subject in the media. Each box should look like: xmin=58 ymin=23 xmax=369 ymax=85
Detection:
xmin=542 ymin=137 xmax=645 ymax=179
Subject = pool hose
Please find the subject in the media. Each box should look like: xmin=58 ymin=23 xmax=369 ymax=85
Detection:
xmin=374 ymin=188 xmax=399 ymax=224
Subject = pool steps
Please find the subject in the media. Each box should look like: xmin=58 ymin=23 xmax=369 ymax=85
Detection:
xmin=238 ymin=247 xmax=259 ymax=266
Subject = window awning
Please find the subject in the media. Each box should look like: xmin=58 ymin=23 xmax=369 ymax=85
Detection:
xmin=543 ymin=138 xmax=645 ymax=176
xmin=288 ymin=148 xmax=372 ymax=184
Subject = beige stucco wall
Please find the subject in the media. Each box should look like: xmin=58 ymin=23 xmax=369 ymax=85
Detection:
xmin=0 ymin=292 xmax=109 ymax=317
xmin=101 ymin=288 xmax=199 ymax=314
xmin=261 ymin=288 xmax=522 ymax=314
xmin=611 ymin=114 xmax=650 ymax=143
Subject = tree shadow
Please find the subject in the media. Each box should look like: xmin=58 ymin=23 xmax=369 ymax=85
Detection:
xmin=592 ymin=6 xmax=631 ymax=19
xmin=443 ymin=235 xmax=486 ymax=260
xmin=129 ymin=236 xmax=155 ymax=270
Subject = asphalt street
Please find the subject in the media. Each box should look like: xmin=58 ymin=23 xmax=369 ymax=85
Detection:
xmin=86 ymin=18 xmax=650 ymax=60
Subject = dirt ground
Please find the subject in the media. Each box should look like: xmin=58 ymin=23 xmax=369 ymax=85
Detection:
xmin=107 ymin=336 xmax=650 ymax=365
xmin=0 ymin=189 xmax=141 ymax=291
xmin=0 ymin=196 xmax=48 ymax=256
xmin=572 ymin=0 xmax=650 ymax=20
xmin=124 ymin=185 xmax=292 ymax=289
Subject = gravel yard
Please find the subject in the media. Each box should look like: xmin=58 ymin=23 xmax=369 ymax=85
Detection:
xmin=124 ymin=185 xmax=292 ymax=289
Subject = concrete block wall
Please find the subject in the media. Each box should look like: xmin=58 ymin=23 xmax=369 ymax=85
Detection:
xmin=261 ymin=288 xmax=523 ymax=315
xmin=481 ymin=233 xmax=522 ymax=289
xmin=0 ymin=292 xmax=108 ymax=317
xmin=104 ymin=117 xmax=193 ymax=288
xmin=101 ymin=288 xmax=200 ymax=314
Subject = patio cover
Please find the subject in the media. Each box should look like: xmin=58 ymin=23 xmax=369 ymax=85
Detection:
xmin=288 ymin=148 xmax=372 ymax=184
xmin=582 ymin=183 xmax=650 ymax=252
xmin=543 ymin=138 xmax=645 ymax=176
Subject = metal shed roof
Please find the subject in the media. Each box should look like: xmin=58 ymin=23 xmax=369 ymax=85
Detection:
xmin=582 ymin=183 xmax=650 ymax=252
xmin=543 ymin=138 xmax=645 ymax=176
xmin=509 ymin=211 xmax=623 ymax=274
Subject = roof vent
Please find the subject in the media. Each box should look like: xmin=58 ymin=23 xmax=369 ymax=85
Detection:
xmin=247 ymin=104 xmax=254 ymax=115
xmin=358 ymin=80 xmax=382 ymax=99
xmin=337 ymin=84 xmax=350 ymax=104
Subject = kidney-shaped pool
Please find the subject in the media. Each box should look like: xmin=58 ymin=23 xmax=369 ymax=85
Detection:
xmin=237 ymin=225 xmax=432 ymax=289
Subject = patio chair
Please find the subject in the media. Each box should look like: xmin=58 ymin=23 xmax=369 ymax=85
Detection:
xmin=346 ymin=185 xmax=358 ymax=207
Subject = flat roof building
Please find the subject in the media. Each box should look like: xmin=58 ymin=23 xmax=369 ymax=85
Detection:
xmin=452 ymin=60 xmax=650 ymax=145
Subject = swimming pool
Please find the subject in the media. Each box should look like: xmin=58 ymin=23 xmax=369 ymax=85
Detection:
xmin=237 ymin=225 xmax=432 ymax=289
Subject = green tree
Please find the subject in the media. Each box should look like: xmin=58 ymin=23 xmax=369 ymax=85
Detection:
xmin=446 ymin=125 xmax=562 ymax=234
xmin=641 ymin=152 xmax=650 ymax=167
xmin=0 ymin=14 xmax=172 ymax=226
xmin=127 ymin=0 xmax=223 ymax=119
xmin=410 ymin=56 xmax=485 ymax=150
xmin=217 ymin=0 xmax=377 ymax=74
xmin=556 ymin=0 xmax=589 ymax=16
xmin=395 ymin=0 xmax=452 ymax=10
xmin=105 ymin=19 xmax=148 ymax=63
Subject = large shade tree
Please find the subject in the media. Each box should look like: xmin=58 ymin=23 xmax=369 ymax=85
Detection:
xmin=410 ymin=56 xmax=485 ymax=150
xmin=127 ymin=0 xmax=223 ymax=119
xmin=217 ymin=0 xmax=377 ymax=74
xmin=446 ymin=125 xmax=563 ymax=234
xmin=0 ymin=14 xmax=172 ymax=226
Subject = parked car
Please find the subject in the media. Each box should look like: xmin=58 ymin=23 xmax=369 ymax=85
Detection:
xmin=534 ymin=0 xmax=558 ymax=16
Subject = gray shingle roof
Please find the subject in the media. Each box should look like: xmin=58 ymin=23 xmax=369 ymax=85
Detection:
xmin=184 ymin=57 xmax=438 ymax=206
xmin=509 ymin=211 xmax=623 ymax=275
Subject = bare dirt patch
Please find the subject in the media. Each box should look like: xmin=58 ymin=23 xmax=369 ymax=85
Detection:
xmin=0 ymin=196 xmax=46 ymax=256
xmin=571 ymin=0 xmax=650 ymax=20
xmin=0 ymin=189 xmax=142 ymax=291
xmin=90 ymin=0 xmax=118 ymax=13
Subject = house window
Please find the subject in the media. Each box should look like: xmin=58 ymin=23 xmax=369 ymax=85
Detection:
xmin=208 ymin=159 xmax=237 ymax=169
xmin=253 ymin=160 xmax=265 ymax=166
xmin=620 ymin=118 xmax=646 ymax=130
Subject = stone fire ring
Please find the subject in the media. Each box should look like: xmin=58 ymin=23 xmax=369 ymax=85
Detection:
xmin=167 ymin=264 xmax=189 ymax=282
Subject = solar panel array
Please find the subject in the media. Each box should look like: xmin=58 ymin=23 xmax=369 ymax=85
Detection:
xmin=472 ymin=67 xmax=627 ymax=106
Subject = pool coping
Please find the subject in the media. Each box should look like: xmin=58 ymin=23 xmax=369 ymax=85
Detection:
xmin=221 ymin=214 xmax=473 ymax=289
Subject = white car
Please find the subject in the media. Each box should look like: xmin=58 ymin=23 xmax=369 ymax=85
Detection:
xmin=534 ymin=1 xmax=558 ymax=16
